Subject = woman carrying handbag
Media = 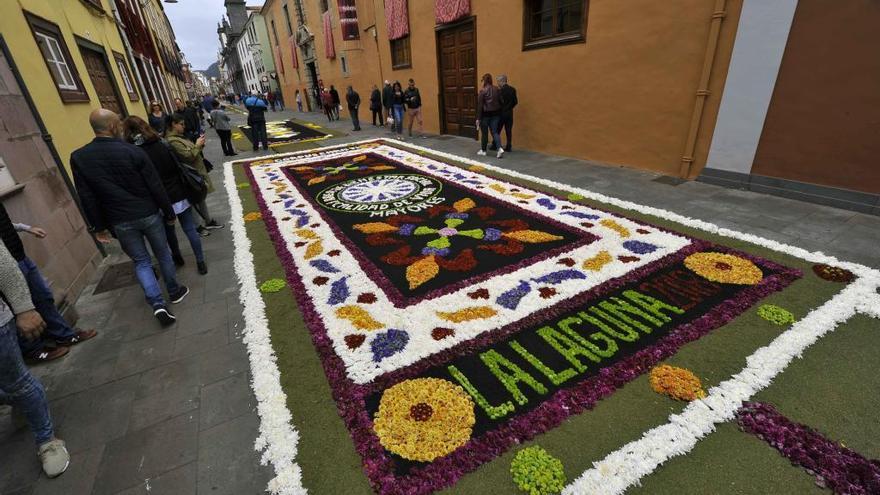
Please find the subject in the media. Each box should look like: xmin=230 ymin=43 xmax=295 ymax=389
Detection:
xmin=166 ymin=114 xmax=225 ymax=238
xmin=122 ymin=116 xmax=209 ymax=274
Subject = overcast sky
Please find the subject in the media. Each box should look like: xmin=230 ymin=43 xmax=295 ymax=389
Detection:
xmin=164 ymin=0 xmax=263 ymax=71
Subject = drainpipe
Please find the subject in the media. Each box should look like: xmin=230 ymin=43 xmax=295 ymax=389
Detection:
xmin=108 ymin=0 xmax=151 ymax=113
xmin=678 ymin=0 xmax=727 ymax=178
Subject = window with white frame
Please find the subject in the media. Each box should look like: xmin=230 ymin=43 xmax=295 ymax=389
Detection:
xmin=25 ymin=12 xmax=88 ymax=102
xmin=114 ymin=52 xmax=139 ymax=101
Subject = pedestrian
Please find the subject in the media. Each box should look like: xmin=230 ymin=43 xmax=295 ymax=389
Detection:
xmin=268 ymin=90 xmax=277 ymax=112
xmin=381 ymin=80 xmax=393 ymax=125
xmin=329 ymin=85 xmax=341 ymax=120
xmin=312 ymin=85 xmax=321 ymax=111
xmin=243 ymin=92 xmax=269 ymax=151
xmin=71 ymin=109 xmax=188 ymax=326
xmin=321 ymin=88 xmax=335 ymax=122
xmin=346 ymin=86 xmax=361 ymax=131
xmin=494 ymin=75 xmax=518 ymax=152
xmin=173 ymin=98 xmax=201 ymax=142
xmin=148 ymin=101 xmax=167 ymax=135
xmin=274 ymin=88 xmax=285 ymax=110
xmin=0 ymin=207 xmax=97 ymax=364
xmin=123 ymin=116 xmax=208 ymax=275
xmin=209 ymin=100 xmax=236 ymax=156
xmin=369 ymin=84 xmax=382 ymax=126
xmin=476 ymin=73 xmax=504 ymax=158
xmin=404 ymin=78 xmax=424 ymax=138
xmin=166 ymin=114 xmax=225 ymax=238
xmin=391 ymin=81 xmax=405 ymax=136
xmin=0 ymin=240 xmax=70 ymax=478
xmin=295 ymin=89 xmax=303 ymax=112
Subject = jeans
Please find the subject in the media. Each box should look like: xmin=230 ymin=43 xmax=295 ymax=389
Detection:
xmin=114 ymin=213 xmax=180 ymax=308
xmin=165 ymin=207 xmax=204 ymax=264
xmin=216 ymin=129 xmax=234 ymax=155
xmin=17 ymin=258 xmax=75 ymax=357
xmin=349 ymin=108 xmax=360 ymax=130
xmin=498 ymin=113 xmax=513 ymax=151
xmin=0 ymin=320 xmax=54 ymax=445
xmin=250 ymin=120 xmax=268 ymax=150
xmin=392 ymin=104 xmax=405 ymax=134
xmin=480 ymin=114 xmax=502 ymax=152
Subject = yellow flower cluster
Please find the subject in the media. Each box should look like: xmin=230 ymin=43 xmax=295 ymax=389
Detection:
xmin=243 ymin=212 xmax=263 ymax=222
xmin=373 ymin=378 xmax=476 ymax=462
xmin=649 ymin=364 xmax=706 ymax=401
xmin=684 ymin=252 xmax=763 ymax=285
xmin=436 ymin=306 xmax=497 ymax=323
xmin=582 ymin=251 xmax=612 ymax=272
xmin=335 ymin=305 xmax=384 ymax=331
xmin=599 ymin=219 xmax=631 ymax=238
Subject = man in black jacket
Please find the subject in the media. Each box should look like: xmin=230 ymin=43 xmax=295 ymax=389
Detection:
xmin=404 ymin=78 xmax=424 ymax=138
xmin=345 ymin=86 xmax=361 ymax=131
xmin=369 ymin=85 xmax=382 ymax=126
xmin=0 ymin=205 xmax=96 ymax=363
xmin=173 ymin=98 xmax=201 ymax=142
xmin=496 ymin=74 xmax=518 ymax=152
xmin=71 ymin=109 xmax=188 ymax=326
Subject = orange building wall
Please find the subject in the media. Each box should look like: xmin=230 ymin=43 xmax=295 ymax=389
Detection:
xmin=269 ymin=0 xmax=742 ymax=177
xmin=751 ymin=0 xmax=880 ymax=194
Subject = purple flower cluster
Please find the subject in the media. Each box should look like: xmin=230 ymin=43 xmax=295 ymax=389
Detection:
xmin=737 ymin=402 xmax=880 ymax=495
xmin=371 ymin=329 xmax=410 ymax=362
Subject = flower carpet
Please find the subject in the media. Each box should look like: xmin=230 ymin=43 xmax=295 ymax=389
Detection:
xmin=236 ymin=119 xmax=333 ymax=149
xmin=226 ymin=139 xmax=880 ymax=494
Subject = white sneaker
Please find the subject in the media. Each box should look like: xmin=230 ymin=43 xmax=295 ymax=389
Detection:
xmin=496 ymin=148 xmax=505 ymax=159
xmin=38 ymin=438 xmax=70 ymax=478
xmin=477 ymin=150 xmax=487 ymax=156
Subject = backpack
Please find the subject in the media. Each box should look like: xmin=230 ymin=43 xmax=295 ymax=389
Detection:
xmin=163 ymin=140 xmax=208 ymax=204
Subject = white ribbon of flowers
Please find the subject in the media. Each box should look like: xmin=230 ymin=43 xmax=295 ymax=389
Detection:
xmin=227 ymin=138 xmax=880 ymax=495
xmin=224 ymin=162 xmax=306 ymax=494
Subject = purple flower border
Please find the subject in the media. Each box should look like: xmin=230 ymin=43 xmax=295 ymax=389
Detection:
xmin=276 ymin=153 xmax=599 ymax=308
xmin=736 ymin=402 xmax=880 ymax=494
xmin=241 ymin=145 xmax=803 ymax=495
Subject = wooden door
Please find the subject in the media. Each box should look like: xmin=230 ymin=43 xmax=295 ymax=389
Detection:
xmin=437 ymin=19 xmax=476 ymax=138
xmin=79 ymin=46 xmax=124 ymax=115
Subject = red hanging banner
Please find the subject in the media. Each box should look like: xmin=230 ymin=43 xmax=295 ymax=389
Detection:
xmin=384 ymin=0 xmax=409 ymax=40
xmin=435 ymin=0 xmax=470 ymax=24
xmin=337 ymin=0 xmax=360 ymax=40
xmin=288 ymin=35 xmax=299 ymax=69
xmin=323 ymin=11 xmax=336 ymax=59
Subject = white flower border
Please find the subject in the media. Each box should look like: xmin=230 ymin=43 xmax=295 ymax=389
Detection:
xmin=225 ymin=138 xmax=880 ymax=495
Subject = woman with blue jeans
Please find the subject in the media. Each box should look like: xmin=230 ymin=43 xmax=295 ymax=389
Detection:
xmin=123 ymin=116 xmax=207 ymax=275
xmin=391 ymin=81 xmax=405 ymax=136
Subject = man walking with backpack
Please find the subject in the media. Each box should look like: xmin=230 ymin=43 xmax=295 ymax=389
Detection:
xmin=244 ymin=92 xmax=269 ymax=151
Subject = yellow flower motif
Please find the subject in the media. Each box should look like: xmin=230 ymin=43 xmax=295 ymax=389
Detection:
xmin=503 ymin=230 xmax=564 ymax=243
xmin=335 ymin=305 xmax=384 ymax=331
xmin=453 ymin=198 xmax=476 ymax=212
xmin=582 ymin=251 xmax=612 ymax=271
xmin=243 ymin=212 xmax=263 ymax=222
xmin=406 ymin=255 xmax=439 ymax=289
xmin=599 ymin=219 xmax=631 ymax=238
xmin=437 ymin=306 xmax=497 ymax=323
xmin=304 ymin=240 xmax=323 ymax=260
xmin=649 ymin=364 xmax=706 ymax=401
xmin=373 ymin=378 xmax=475 ymax=462
xmin=294 ymin=229 xmax=320 ymax=239
xmin=684 ymin=252 xmax=763 ymax=285
xmin=468 ymin=165 xmax=486 ymax=172
xmin=352 ymin=222 xmax=398 ymax=234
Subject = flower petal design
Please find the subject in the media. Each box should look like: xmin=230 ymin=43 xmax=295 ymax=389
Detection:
xmin=370 ymin=329 xmax=410 ymax=362
xmin=309 ymin=259 xmax=340 ymax=273
xmin=599 ymin=218 xmax=631 ymax=238
xmin=582 ymin=251 xmax=613 ymax=271
xmin=436 ymin=306 xmax=497 ymax=323
xmin=406 ymin=255 xmax=440 ymax=289
xmin=413 ymin=226 xmax=438 ymax=236
xmin=426 ymin=237 xmax=452 ymax=249
xmin=327 ymin=277 xmax=350 ymax=305
xmin=304 ymin=240 xmax=323 ymax=260
xmin=496 ymin=281 xmax=532 ymax=310
xmin=532 ymin=269 xmax=587 ymax=285
xmin=335 ymin=305 xmax=384 ymax=330
xmin=453 ymin=198 xmax=476 ymax=212
xmin=353 ymin=222 xmax=399 ymax=234
xmin=503 ymin=230 xmax=564 ymax=243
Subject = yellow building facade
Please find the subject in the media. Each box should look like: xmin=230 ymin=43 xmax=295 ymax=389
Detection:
xmin=0 ymin=0 xmax=146 ymax=173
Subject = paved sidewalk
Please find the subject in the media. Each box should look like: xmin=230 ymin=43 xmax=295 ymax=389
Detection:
xmin=1 ymin=105 xmax=877 ymax=495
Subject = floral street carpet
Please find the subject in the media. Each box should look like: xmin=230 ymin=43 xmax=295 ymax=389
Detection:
xmin=237 ymin=119 xmax=330 ymax=146
xmin=227 ymin=139 xmax=880 ymax=494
